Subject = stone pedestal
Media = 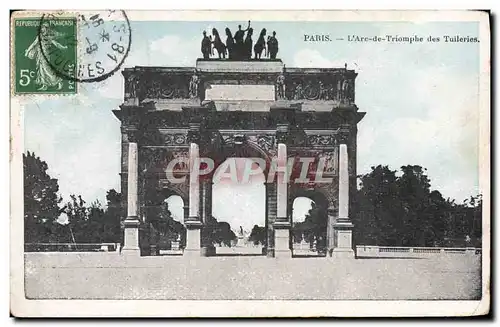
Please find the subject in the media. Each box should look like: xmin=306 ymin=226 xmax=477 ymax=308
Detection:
xmin=122 ymin=218 xmax=141 ymax=255
xmin=331 ymin=220 xmax=354 ymax=258
xmin=274 ymin=223 xmax=292 ymax=258
xmin=184 ymin=222 xmax=202 ymax=257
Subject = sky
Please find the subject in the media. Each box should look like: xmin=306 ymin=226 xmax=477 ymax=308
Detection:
xmin=23 ymin=20 xmax=481 ymax=231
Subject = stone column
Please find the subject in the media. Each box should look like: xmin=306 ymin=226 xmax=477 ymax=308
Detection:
xmin=184 ymin=138 xmax=202 ymax=257
xmin=332 ymin=143 xmax=354 ymax=258
xmin=265 ymin=182 xmax=277 ymax=257
xmin=122 ymin=141 xmax=141 ymax=255
xmin=274 ymin=124 xmax=292 ymax=258
xmin=200 ymin=179 xmax=215 ymax=256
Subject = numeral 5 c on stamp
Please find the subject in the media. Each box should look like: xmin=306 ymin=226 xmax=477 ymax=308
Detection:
xmin=13 ymin=16 xmax=77 ymax=94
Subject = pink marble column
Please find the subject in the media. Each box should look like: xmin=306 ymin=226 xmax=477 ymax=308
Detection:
xmin=331 ymin=143 xmax=354 ymax=258
xmin=122 ymin=141 xmax=141 ymax=255
xmin=274 ymin=129 xmax=291 ymax=258
xmin=184 ymin=142 xmax=202 ymax=257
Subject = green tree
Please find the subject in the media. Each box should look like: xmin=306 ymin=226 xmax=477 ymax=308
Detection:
xmin=397 ymin=165 xmax=432 ymax=246
xmin=62 ymin=194 xmax=90 ymax=243
xmin=353 ymin=165 xmax=401 ymax=246
xmin=101 ymin=189 xmax=124 ymax=243
xmin=23 ymin=151 xmax=62 ymax=244
xmin=206 ymin=218 xmax=237 ymax=247
xmin=353 ymin=164 xmax=482 ymax=248
xmin=248 ymin=224 xmax=266 ymax=245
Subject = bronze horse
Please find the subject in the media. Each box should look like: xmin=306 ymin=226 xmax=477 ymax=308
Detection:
xmin=212 ymin=28 xmax=226 ymax=58
xmin=254 ymin=28 xmax=267 ymax=59
xmin=225 ymin=27 xmax=235 ymax=59
xmin=244 ymin=27 xmax=253 ymax=60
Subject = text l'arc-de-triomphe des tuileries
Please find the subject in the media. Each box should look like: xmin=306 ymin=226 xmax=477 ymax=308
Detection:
xmin=113 ymin=42 xmax=365 ymax=259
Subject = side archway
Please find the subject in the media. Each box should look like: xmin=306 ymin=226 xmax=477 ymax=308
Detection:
xmin=289 ymin=187 xmax=329 ymax=255
xmin=143 ymin=185 xmax=188 ymax=255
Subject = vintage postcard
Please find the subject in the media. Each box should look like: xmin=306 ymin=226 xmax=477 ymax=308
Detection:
xmin=10 ymin=10 xmax=490 ymax=317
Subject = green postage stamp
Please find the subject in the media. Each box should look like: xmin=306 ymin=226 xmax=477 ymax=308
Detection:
xmin=12 ymin=16 xmax=77 ymax=94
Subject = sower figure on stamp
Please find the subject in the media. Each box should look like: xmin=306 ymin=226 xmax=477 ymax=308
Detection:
xmin=211 ymin=28 xmax=226 ymax=59
xmin=267 ymin=31 xmax=279 ymax=59
xmin=233 ymin=20 xmax=251 ymax=59
xmin=201 ymin=30 xmax=211 ymax=59
xmin=254 ymin=28 xmax=267 ymax=59
xmin=25 ymin=23 xmax=67 ymax=91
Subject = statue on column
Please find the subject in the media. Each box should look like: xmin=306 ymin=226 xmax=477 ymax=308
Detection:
xmin=267 ymin=31 xmax=279 ymax=59
xmin=125 ymin=73 xmax=139 ymax=101
xmin=336 ymin=76 xmax=343 ymax=102
xmin=276 ymin=71 xmax=285 ymax=99
xmin=341 ymin=78 xmax=353 ymax=104
xmin=345 ymin=79 xmax=354 ymax=104
xmin=211 ymin=28 xmax=227 ymax=59
xmin=189 ymin=70 xmax=200 ymax=99
xmin=200 ymin=31 xmax=211 ymax=59
xmin=254 ymin=28 xmax=267 ymax=59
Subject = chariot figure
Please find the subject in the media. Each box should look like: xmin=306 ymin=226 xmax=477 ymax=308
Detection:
xmin=24 ymin=22 xmax=67 ymax=91
xmin=267 ymin=31 xmax=279 ymax=59
xmin=243 ymin=27 xmax=254 ymax=60
xmin=211 ymin=28 xmax=226 ymax=59
xmin=201 ymin=31 xmax=211 ymax=59
xmin=233 ymin=20 xmax=251 ymax=59
xmin=254 ymin=28 xmax=267 ymax=59
xmin=225 ymin=27 xmax=235 ymax=59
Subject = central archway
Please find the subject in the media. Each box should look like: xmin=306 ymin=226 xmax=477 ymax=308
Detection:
xmin=211 ymin=157 xmax=266 ymax=256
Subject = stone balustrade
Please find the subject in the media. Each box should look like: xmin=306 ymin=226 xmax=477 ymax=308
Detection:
xmin=25 ymin=243 xmax=121 ymax=252
xmin=356 ymin=245 xmax=482 ymax=258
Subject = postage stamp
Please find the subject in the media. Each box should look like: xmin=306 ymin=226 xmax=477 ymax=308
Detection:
xmin=9 ymin=10 xmax=490 ymax=318
xmin=12 ymin=15 xmax=77 ymax=94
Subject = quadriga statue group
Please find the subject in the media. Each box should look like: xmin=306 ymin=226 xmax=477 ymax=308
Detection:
xmin=201 ymin=21 xmax=279 ymax=60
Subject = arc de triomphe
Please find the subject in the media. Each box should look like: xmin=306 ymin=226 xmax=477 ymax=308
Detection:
xmin=113 ymin=58 xmax=365 ymax=258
